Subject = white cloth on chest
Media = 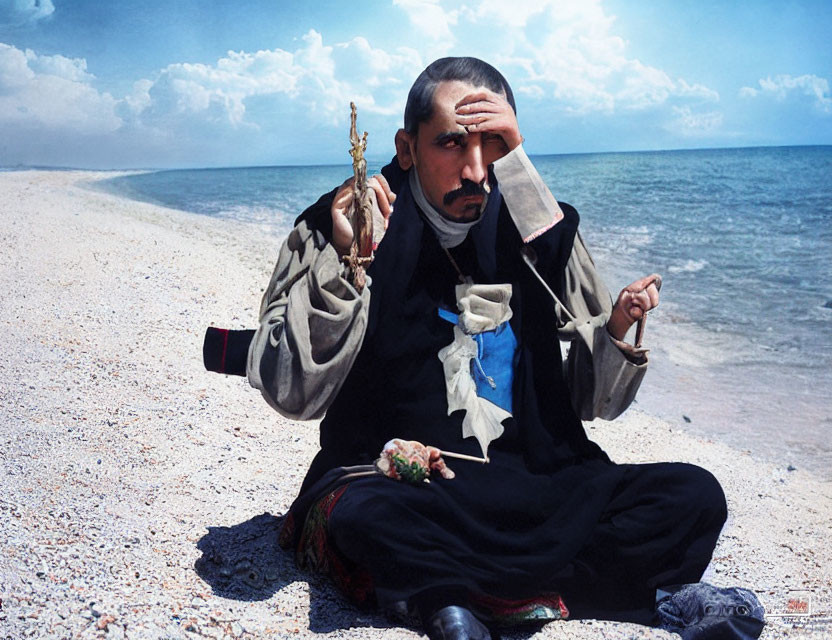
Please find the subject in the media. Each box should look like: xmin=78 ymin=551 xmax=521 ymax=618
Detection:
xmin=438 ymin=280 xmax=514 ymax=458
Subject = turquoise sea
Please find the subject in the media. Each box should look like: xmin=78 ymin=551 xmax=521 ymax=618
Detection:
xmin=97 ymin=146 xmax=832 ymax=478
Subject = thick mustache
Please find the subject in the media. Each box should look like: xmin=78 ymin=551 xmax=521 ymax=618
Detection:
xmin=443 ymin=179 xmax=488 ymax=206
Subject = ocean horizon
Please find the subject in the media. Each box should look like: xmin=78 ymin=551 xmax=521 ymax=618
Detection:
xmin=4 ymin=142 xmax=831 ymax=173
xmin=91 ymin=144 xmax=832 ymax=478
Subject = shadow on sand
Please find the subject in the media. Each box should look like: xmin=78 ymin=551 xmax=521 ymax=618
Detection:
xmin=193 ymin=512 xmax=402 ymax=634
xmin=194 ymin=512 xmax=550 ymax=639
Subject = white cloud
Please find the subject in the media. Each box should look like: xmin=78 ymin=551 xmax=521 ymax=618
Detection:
xmin=461 ymin=0 xmax=554 ymax=29
xmin=116 ymin=0 xmax=722 ymax=150
xmin=0 ymin=30 xmax=425 ymax=167
xmin=454 ymin=0 xmax=718 ymax=115
xmin=740 ymin=74 xmax=831 ymax=113
xmin=121 ymin=78 xmax=153 ymax=115
xmin=517 ymin=84 xmax=544 ymax=99
xmin=393 ymin=0 xmax=458 ymax=42
xmin=131 ymin=30 xmax=423 ymax=132
xmin=615 ymin=59 xmax=676 ymax=110
xmin=0 ymin=43 xmax=120 ymax=134
xmin=675 ymin=78 xmax=720 ymax=101
xmin=0 ymin=1 xmax=737 ymax=166
xmin=0 ymin=0 xmax=54 ymax=26
xmin=670 ymin=106 xmax=723 ymax=136
xmin=25 ymin=49 xmax=93 ymax=82
xmin=0 ymin=41 xmax=33 ymax=88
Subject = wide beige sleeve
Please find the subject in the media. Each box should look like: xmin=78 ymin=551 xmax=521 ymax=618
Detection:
xmin=494 ymin=145 xmax=647 ymax=421
xmin=246 ymin=220 xmax=370 ymax=420
xmin=559 ymin=233 xmax=648 ymax=421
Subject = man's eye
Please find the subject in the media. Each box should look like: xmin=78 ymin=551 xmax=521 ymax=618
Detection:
xmin=483 ymin=134 xmax=503 ymax=144
xmin=442 ymin=137 xmax=464 ymax=149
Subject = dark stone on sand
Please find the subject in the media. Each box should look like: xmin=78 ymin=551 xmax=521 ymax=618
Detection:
xmin=787 ymin=464 xmax=797 ymax=472
xmin=824 ymin=300 xmax=832 ymax=309
xmin=683 ymin=415 xmax=692 ymax=423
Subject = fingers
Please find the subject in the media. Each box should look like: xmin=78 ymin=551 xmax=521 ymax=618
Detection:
xmin=368 ymin=174 xmax=396 ymax=230
xmin=426 ymin=447 xmax=455 ymax=479
xmin=456 ymin=100 xmax=502 ymax=120
xmin=381 ymin=440 xmax=456 ymax=480
xmin=645 ymin=283 xmax=660 ymax=309
xmin=456 ymin=102 xmax=501 ymax=114
xmin=455 ymin=90 xmax=503 ymax=111
xmin=373 ymin=172 xmax=396 ymax=204
xmin=610 ymin=273 xmax=662 ymax=338
xmin=331 ymin=179 xmax=354 ymax=212
xmin=643 ymin=274 xmax=662 ymax=309
xmin=330 ymin=178 xmax=355 ymax=255
xmin=651 ymin=273 xmax=663 ymax=291
xmin=454 ymin=109 xmax=508 ymax=128
xmin=438 ymin=465 xmax=456 ymax=480
xmin=622 ymin=273 xmax=662 ymax=313
xmin=454 ymin=90 xmax=522 ymax=151
xmin=618 ymin=290 xmax=654 ymax=322
xmin=455 ymin=106 xmax=502 ymax=124
xmin=627 ymin=273 xmax=662 ymax=294
xmin=431 ymin=457 xmax=456 ymax=480
xmin=624 ymin=293 xmax=647 ymax=321
xmin=332 ymin=174 xmax=398 ymax=254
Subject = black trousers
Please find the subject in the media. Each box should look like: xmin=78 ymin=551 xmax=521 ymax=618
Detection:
xmin=556 ymin=462 xmax=727 ymax=625
xmin=329 ymin=461 xmax=727 ymax=627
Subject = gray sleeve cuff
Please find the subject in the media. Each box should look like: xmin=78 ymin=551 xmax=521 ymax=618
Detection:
xmin=492 ymin=145 xmax=564 ymax=243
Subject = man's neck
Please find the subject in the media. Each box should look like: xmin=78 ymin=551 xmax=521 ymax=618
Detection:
xmin=409 ymin=168 xmax=484 ymax=249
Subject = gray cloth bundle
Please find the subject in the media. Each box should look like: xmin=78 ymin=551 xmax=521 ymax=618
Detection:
xmin=656 ymin=582 xmax=765 ymax=639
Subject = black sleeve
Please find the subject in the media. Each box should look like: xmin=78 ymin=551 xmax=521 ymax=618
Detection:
xmin=524 ymin=201 xmax=580 ymax=300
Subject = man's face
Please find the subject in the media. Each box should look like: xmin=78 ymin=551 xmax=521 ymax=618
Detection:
xmin=406 ymin=80 xmax=511 ymax=221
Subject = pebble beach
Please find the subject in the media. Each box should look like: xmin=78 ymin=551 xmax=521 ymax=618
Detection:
xmin=1 ymin=170 xmax=830 ymax=639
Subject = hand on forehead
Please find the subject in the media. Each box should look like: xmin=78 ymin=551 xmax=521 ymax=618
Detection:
xmin=431 ymin=82 xmax=504 ymax=130
xmin=438 ymin=82 xmax=523 ymax=152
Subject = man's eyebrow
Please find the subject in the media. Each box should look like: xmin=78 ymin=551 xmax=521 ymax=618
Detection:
xmin=433 ymin=131 xmax=466 ymax=145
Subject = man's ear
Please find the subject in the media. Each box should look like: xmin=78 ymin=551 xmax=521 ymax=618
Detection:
xmin=395 ymin=129 xmax=414 ymax=170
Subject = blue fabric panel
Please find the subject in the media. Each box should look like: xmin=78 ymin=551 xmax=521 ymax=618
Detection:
xmin=438 ymin=308 xmax=458 ymax=325
xmin=437 ymin=309 xmax=518 ymax=414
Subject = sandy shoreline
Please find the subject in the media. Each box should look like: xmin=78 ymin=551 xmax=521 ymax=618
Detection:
xmin=1 ymin=170 xmax=829 ymax=639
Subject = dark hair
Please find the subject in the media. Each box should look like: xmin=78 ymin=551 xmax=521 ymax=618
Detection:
xmin=403 ymin=57 xmax=516 ymax=134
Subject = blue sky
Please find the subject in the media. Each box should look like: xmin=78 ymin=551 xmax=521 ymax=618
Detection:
xmin=1 ymin=0 xmax=830 ymax=168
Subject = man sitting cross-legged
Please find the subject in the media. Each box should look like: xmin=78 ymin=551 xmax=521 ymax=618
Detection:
xmin=245 ymin=57 xmax=762 ymax=640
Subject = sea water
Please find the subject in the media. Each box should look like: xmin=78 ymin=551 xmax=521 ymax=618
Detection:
xmin=98 ymin=146 xmax=832 ymax=478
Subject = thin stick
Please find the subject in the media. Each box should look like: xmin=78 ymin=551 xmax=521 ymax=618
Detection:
xmin=438 ymin=450 xmax=489 ymax=464
xmin=634 ymin=316 xmax=646 ymax=348
xmin=634 ymin=274 xmax=661 ymax=349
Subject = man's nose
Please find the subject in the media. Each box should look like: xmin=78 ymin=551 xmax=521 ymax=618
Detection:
xmin=460 ymin=139 xmax=487 ymax=185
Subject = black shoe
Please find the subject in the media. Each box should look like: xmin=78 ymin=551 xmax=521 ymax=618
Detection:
xmin=424 ymin=605 xmax=491 ymax=640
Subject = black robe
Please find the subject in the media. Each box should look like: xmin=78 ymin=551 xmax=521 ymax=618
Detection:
xmin=281 ymin=158 xmax=725 ymax=622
